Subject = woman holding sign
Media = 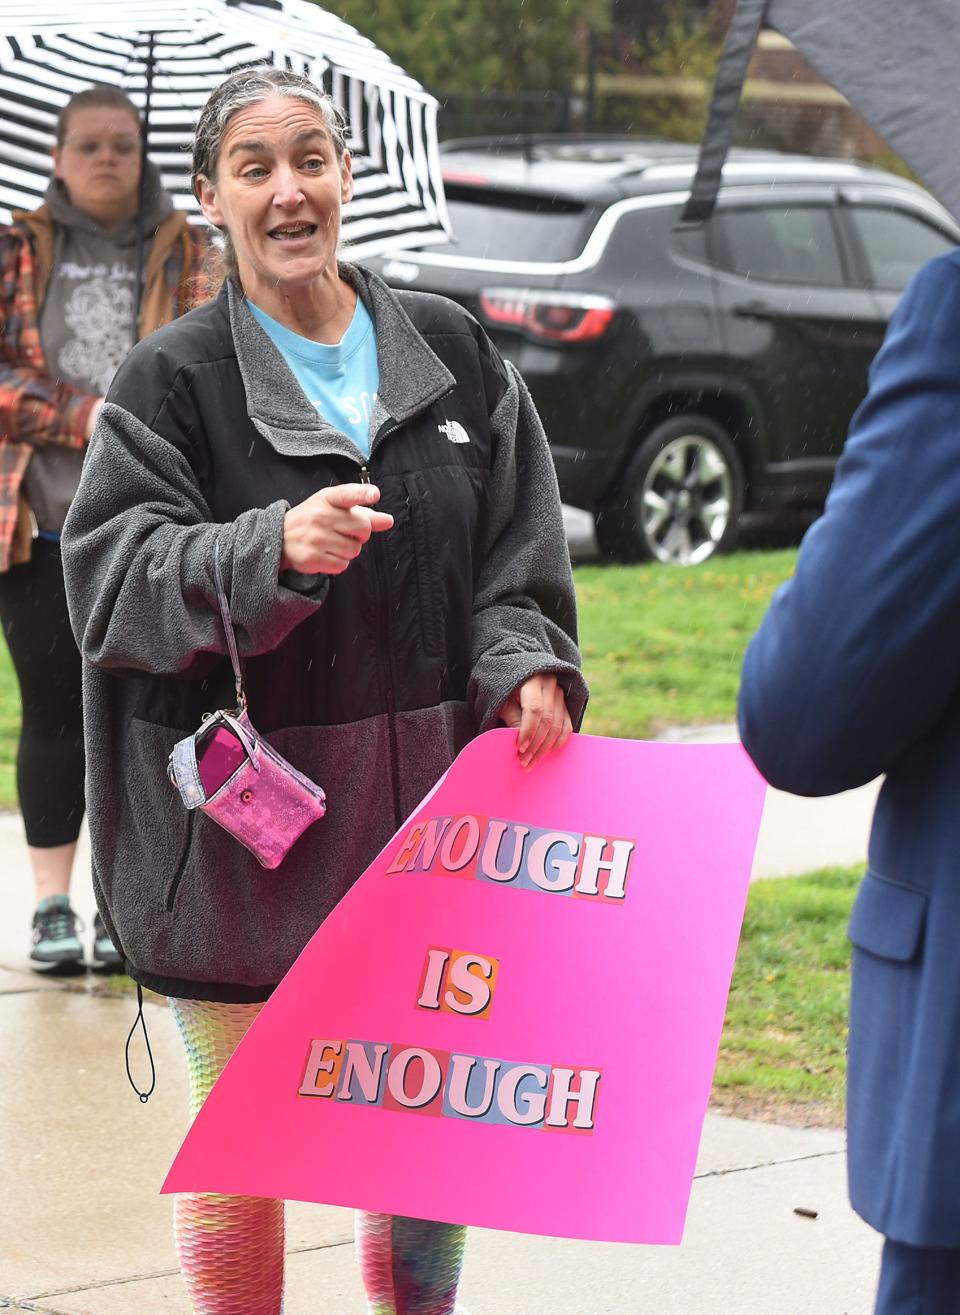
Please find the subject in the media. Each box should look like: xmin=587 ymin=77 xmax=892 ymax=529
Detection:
xmin=61 ymin=66 xmax=586 ymax=1315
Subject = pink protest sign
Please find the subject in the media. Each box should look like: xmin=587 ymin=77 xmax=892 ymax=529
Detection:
xmin=163 ymin=730 xmax=765 ymax=1244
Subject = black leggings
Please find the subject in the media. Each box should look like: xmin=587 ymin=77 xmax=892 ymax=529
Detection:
xmin=0 ymin=539 xmax=85 ymax=847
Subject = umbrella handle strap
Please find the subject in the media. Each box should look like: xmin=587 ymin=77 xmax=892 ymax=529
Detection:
xmin=679 ymin=0 xmax=772 ymax=227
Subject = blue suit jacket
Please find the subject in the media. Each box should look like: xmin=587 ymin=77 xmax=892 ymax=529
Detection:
xmin=739 ymin=250 xmax=960 ymax=1248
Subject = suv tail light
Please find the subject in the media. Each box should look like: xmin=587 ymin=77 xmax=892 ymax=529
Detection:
xmin=478 ymin=288 xmax=616 ymax=343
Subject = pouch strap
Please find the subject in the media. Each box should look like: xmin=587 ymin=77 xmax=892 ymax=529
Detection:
xmin=214 ymin=542 xmax=245 ymax=710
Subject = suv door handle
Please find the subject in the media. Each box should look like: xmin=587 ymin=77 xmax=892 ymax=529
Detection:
xmin=733 ymin=301 xmax=773 ymax=318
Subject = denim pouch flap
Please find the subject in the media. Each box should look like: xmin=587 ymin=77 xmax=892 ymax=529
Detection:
xmin=848 ymin=871 xmax=928 ymax=963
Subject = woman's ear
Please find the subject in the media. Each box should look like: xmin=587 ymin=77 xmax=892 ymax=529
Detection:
xmin=51 ymin=145 xmax=64 ymax=182
xmin=195 ymin=175 xmax=224 ymax=228
xmin=340 ymin=152 xmax=354 ymax=207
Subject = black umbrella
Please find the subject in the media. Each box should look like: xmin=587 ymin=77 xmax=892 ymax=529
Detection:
xmin=682 ymin=0 xmax=960 ymax=224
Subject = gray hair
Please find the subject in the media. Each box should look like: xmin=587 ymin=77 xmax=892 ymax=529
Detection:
xmin=191 ymin=66 xmax=348 ymax=282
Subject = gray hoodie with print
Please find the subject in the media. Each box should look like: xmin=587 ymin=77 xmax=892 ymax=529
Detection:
xmin=25 ymin=165 xmax=174 ymax=533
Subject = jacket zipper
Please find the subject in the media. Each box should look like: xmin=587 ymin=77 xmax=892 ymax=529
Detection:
xmin=359 ymin=457 xmax=403 ymax=829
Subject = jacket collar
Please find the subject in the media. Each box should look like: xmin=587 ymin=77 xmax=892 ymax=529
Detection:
xmin=225 ymin=261 xmax=455 ymax=460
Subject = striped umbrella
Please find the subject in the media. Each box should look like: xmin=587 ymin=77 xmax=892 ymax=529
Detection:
xmin=0 ymin=0 xmax=451 ymax=259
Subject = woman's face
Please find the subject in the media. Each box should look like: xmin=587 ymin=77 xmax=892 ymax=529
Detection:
xmin=197 ymin=96 xmax=353 ymax=299
xmin=52 ymin=107 xmax=142 ymax=227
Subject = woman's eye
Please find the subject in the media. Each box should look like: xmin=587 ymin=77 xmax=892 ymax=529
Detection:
xmin=70 ymin=140 xmax=138 ymax=155
xmin=242 ymin=166 xmax=268 ymax=180
xmin=302 ymin=157 xmax=324 ymax=172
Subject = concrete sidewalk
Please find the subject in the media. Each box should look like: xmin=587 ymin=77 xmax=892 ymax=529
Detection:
xmin=0 ymin=757 xmax=882 ymax=1313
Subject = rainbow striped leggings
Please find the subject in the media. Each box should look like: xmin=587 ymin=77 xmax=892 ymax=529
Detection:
xmin=170 ymin=999 xmax=467 ymax=1315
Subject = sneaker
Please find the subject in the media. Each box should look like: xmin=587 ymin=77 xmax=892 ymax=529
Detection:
xmin=92 ymin=912 xmax=123 ymax=973
xmin=30 ymin=895 xmax=84 ymax=974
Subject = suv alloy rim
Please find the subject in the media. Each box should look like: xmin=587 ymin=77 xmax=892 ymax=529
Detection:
xmin=638 ymin=435 xmax=734 ymax=565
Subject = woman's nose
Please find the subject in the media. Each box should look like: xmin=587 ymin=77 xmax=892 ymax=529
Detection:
xmin=273 ymin=168 xmax=305 ymax=207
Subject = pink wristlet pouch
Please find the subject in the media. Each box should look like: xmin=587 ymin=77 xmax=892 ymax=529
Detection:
xmin=167 ymin=547 xmax=326 ymax=869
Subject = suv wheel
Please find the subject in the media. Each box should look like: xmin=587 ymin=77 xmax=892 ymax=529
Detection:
xmin=597 ymin=415 xmax=745 ymax=564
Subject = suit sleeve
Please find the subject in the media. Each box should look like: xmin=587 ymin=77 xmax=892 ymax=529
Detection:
xmin=738 ymin=254 xmax=960 ymax=795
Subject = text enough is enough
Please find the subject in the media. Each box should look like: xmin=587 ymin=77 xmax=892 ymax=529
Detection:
xmin=386 ymin=814 xmax=636 ymax=903
xmin=299 ymin=1039 xmax=602 ymax=1133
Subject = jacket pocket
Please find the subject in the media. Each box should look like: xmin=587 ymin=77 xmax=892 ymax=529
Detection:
xmin=848 ymin=870 xmax=928 ymax=963
xmin=125 ymin=716 xmax=195 ymax=918
xmin=403 ymin=473 xmax=444 ymax=657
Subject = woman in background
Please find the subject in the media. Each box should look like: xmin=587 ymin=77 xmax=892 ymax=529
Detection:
xmin=0 ymin=84 xmax=206 ymax=972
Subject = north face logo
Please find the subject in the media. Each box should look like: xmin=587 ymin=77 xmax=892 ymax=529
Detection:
xmin=438 ymin=420 xmax=470 ymax=444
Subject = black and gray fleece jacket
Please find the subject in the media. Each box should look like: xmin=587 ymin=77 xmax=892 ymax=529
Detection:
xmin=61 ymin=263 xmax=587 ymax=1003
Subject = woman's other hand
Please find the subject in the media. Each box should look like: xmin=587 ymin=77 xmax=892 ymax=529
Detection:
xmin=281 ymin=482 xmax=394 ymax=576
xmin=499 ymin=672 xmax=573 ymax=769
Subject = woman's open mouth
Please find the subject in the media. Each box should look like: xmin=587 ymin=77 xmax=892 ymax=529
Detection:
xmin=267 ymin=222 xmax=318 ymax=244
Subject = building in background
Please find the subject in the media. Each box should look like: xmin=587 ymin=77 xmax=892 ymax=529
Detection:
xmin=711 ymin=0 xmax=891 ymax=163
xmin=434 ymin=0 xmax=901 ymax=174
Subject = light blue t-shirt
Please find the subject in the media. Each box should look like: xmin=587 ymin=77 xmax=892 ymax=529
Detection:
xmin=247 ymin=297 xmax=379 ymax=456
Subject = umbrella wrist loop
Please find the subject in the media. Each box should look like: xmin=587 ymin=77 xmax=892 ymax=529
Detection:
xmin=679 ymin=0 xmax=772 ymax=227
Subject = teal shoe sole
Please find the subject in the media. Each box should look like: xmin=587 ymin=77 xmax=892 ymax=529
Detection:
xmin=30 ymin=954 xmax=86 ymax=976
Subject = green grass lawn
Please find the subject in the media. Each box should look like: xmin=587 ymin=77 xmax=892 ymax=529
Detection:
xmin=715 ymin=865 xmax=857 ymax=1125
xmin=0 ymin=637 xmax=18 ymax=810
xmin=0 ymin=548 xmax=797 ymax=811
xmin=576 ymin=549 xmax=796 ymax=738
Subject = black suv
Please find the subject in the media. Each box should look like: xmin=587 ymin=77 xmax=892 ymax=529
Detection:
xmin=367 ymin=136 xmax=959 ymax=563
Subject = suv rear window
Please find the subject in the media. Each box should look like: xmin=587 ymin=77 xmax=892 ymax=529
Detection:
xmin=437 ymin=185 xmax=591 ymax=262
xmin=714 ymin=205 xmax=845 ymax=287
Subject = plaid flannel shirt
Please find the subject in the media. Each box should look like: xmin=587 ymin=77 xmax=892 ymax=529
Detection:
xmin=0 ymin=207 xmax=208 ymax=570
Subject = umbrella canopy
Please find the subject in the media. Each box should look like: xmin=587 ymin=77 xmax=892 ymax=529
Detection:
xmin=683 ymin=0 xmax=960 ymax=225
xmin=0 ymin=0 xmax=450 ymax=258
